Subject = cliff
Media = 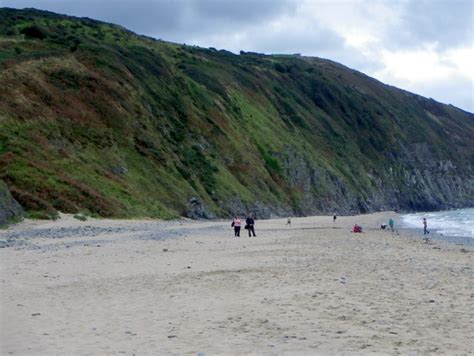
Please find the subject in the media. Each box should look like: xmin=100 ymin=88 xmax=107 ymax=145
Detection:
xmin=0 ymin=8 xmax=473 ymax=219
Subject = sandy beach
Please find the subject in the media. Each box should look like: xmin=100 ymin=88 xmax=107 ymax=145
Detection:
xmin=1 ymin=212 xmax=473 ymax=355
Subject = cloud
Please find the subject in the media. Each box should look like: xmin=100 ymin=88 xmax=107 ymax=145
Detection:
xmin=295 ymin=0 xmax=402 ymax=49
xmin=190 ymin=0 xmax=296 ymax=24
xmin=4 ymin=0 xmax=185 ymax=34
xmin=372 ymin=43 xmax=474 ymax=110
xmin=182 ymin=10 xmax=344 ymax=55
xmin=393 ymin=0 xmax=474 ymax=50
xmin=374 ymin=43 xmax=473 ymax=84
xmin=3 ymin=0 xmax=297 ymax=40
xmin=157 ymin=0 xmax=298 ymax=43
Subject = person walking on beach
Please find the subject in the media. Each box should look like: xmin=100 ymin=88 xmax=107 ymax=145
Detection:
xmin=231 ymin=216 xmax=241 ymax=237
xmin=333 ymin=213 xmax=337 ymax=223
xmin=245 ymin=215 xmax=256 ymax=237
xmin=389 ymin=218 xmax=395 ymax=232
xmin=286 ymin=216 xmax=291 ymax=226
xmin=423 ymin=218 xmax=429 ymax=235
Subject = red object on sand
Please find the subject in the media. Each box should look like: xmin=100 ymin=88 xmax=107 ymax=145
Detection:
xmin=353 ymin=224 xmax=362 ymax=233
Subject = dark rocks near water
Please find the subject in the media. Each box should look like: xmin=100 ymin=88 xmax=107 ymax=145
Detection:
xmin=261 ymin=143 xmax=474 ymax=217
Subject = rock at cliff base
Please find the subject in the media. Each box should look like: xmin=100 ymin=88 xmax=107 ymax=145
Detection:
xmin=0 ymin=180 xmax=24 ymax=225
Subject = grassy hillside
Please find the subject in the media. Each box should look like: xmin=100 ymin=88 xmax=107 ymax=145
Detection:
xmin=1 ymin=8 xmax=473 ymax=219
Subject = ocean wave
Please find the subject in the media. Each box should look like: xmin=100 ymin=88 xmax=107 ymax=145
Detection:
xmin=402 ymin=208 xmax=474 ymax=239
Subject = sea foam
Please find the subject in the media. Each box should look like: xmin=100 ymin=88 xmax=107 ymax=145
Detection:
xmin=402 ymin=208 xmax=474 ymax=240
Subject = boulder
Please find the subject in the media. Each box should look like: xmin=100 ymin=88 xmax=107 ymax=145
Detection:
xmin=0 ymin=180 xmax=24 ymax=225
xmin=186 ymin=197 xmax=214 ymax=219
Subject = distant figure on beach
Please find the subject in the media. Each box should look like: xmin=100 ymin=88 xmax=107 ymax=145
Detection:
xmin=389 ymin=218 xmax=395 ymax=232
xmin=245 ymin=215 xmax=256 ymax=237
xmin=352 ymin=224 xmax=362 ymax=233
xmin=333 ymin=213 xmax=337 ymax=223
xmin=286 ymin=217 xmax=291 ymax=226
xmin=231 ymin=216 xmax=241 ymax=237
xmin=423 ymin=218 xmax=429 ymax=235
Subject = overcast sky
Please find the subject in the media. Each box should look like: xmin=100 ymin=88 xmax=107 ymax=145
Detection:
xmin=3 ymin=0 xmax=473 ymax=112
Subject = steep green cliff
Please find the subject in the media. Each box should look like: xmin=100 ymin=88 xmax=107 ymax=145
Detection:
xmin=1 ymin=8 xmax=473 ymax=219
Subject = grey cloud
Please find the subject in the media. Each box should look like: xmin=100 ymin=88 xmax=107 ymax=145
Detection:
xmin=386 ymin=0 xmax=473 ymax=49
xmin=245 ymin=26 xmax=343 ymax=55
xmin=190 ymin=0 xmax=296 ymax=24
xmin=186 ymin=20 xmax=346 ymax=56
xmin=5 ymin=0 xmax=183 ymax=34
xmin=4 ymin=0 xmax=297 ymax=40
xmin=7 ymin=0 xmax=470 ymax=50
xmin=160 ymin=0 xmax=297 ymax=43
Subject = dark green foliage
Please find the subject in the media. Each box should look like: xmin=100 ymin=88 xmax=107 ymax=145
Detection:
xmin=257 ymin=145 xmax=283 ymax=177
xmin=73 ymin=213 xmax=87 ymax=221
xmin=183 ymin=66 xmax=229 ymax=101
xmin=181 ymin=145 xmax=219 ymax=194
xmin=274 ymin=62 xmax=286 ymax=73
xmin=20 ymin=24 xmax=50 ymax=39
xmin=263 ymin=154 xmax=282 ymax=176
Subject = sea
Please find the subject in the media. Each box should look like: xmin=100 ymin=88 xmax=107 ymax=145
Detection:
xmin=401 ymin=208 xmax=474 ymax=245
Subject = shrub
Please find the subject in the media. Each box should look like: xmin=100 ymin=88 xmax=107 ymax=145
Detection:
xmin=20 ymin=25 xmax=50 ymax=40
xmin=73 ymin=213 xmax=87 ymax=221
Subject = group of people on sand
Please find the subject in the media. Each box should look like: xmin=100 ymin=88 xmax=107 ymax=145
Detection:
xmin=232 ymin=212 xmax=338 ymax=237
xmin=232 ymin=213 xmax=431 ymax=239
xmin=231 ymin=215 xmax=256 ymax=237
xmin=361 ymin=216 xmax=430 ymax=237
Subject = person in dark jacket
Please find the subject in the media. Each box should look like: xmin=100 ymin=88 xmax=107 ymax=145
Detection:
xmin=245 ymin=215 xmax=256 ymax=237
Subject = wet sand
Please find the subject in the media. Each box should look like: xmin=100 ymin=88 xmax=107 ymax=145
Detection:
xmin=1 ymin=212 xmax=473 ymax=354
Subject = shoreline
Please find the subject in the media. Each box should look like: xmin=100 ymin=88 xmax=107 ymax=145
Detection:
xmin=1 ymin=212 xmax=473 ymax=354
xmin=399 ymin=208 xmax=473 ymax=246
xmin=398 ymin=226 xmax=473 ymax=247
xmin=2 ymin=208 xmax=473 ymax=248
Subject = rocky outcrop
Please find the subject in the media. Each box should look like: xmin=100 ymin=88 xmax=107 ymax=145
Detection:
xmin=185 ymin=197 xmax=215 ymax=219
xmin=383 ymin=142 xmax=474 ymax=211
xmin=272 ymin=143 xmax=474 ymax=215
xmin=0 ymin=180 xmax=23 ymax=225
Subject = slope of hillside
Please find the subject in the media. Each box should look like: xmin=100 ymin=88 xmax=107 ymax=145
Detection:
xmin=1 ymin=8 xmax=473 ymax=219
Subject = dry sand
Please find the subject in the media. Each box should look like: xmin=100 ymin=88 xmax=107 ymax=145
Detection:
xmin=1 ymin=212 xmax=473 ymax=355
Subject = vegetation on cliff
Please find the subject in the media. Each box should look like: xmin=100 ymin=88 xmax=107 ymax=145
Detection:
xmin=1 ymin=8 xmax=473 ymax=219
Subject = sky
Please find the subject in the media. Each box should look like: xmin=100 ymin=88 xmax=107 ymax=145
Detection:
xmin=3 ymin=0 xmax=473 ymax=112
